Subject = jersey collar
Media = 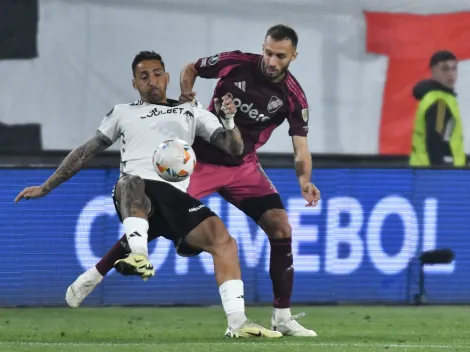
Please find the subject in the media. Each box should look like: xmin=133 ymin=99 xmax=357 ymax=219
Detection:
xmin=132 ymin=98 xmax=180 ymax=107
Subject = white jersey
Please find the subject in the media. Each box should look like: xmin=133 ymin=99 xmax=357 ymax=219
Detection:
xmin=98 ymin=99 xmax=223 ymax=192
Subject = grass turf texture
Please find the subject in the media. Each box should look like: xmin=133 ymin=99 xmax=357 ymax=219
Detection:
xmin=0 ymin=306 xmax=468 ymax=351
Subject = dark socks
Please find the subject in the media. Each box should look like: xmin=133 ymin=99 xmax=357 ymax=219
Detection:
xmin=95 ymin=235 xmax=129 ymax=276
xmin=269 ymin=237 xmax=294 ymax=309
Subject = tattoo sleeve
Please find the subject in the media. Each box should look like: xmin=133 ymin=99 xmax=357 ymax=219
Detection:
xmin=210 ymin=126 xmax=244 ymax=156
xmin=42 ymin=131 xmax=112 ymax=193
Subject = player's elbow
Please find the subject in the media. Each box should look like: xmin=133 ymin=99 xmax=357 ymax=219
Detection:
xmin=234 ymin=147 xmax=244 ymax=156
xmin=225 ymin=143 xmax=243 ymax=156
xmin=227 ymin=146 xmax=243 ymax=156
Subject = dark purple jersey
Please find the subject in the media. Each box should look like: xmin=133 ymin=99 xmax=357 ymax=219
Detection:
xmin=192 ymin=50 xmax=309 ymax=166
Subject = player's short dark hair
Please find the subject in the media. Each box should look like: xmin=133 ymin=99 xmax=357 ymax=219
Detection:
xmin=429 ymin=50 xmax=457 ymax=68
xmin=265 ymin=24 xmax=299 ymax=48
xmin=132 ymin=51 xmax=165 ymax=75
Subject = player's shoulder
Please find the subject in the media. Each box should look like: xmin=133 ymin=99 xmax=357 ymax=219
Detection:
xmin=284 ymin=72 xmax=306 ymax=94
xmin=180 ymin=101 xmax=217 ymax=121
xmin=112 ymin=100 xmax=146 ymax=108
xmin=112 ymin=100 xmax=144 ymax=110
xmin=176 ymin=100 xmax=200 ymax=113
xmin=211 ymin=50 xmax=260 ymax=65
xmin=104 ymin=103 xmax=124 ymax=118
xmin=225 ymin=50 xmax=260 ymax=61
xmin=104 ymin=100 xmax=148 ymax=119
xmin=189 ymin=98 xmax=204 ymax=109
xmin=284 ymin=72 xmax=308 ymax=108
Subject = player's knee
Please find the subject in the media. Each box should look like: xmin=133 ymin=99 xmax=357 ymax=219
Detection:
xmin=203 ymin=217 xmax=237 ymax=255
xmin=213 ymin=233 xmax=237 ymax=257
xmin=121 ymin=175 xmax=145 ymax=192
xmin=119 ymin=175 xmax=151 ymax=214
xmin=271 ymin=220 xmax=292 ymax=240
xmin=260 ymin=210 xmax=292 ymax=239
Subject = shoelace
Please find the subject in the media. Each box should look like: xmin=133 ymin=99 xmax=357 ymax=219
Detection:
xmin=290 ymin=312 xmax=306 ymax=321
xmin=283 ymin=312 xmax=309 ymax=331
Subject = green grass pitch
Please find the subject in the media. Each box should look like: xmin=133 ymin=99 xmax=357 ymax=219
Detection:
xmin=0 ymin=306 xmax=469 ymax=351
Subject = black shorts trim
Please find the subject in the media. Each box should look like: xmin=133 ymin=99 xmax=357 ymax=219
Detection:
xmin=238 ymin=193 xmax=285 ymax=223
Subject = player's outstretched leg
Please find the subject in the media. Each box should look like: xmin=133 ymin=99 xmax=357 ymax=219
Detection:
xmin=112 ymin=175 xmax=154 ymax=278
xmin=184 ymin=216 xmax=282 ymax=339
xmin=66 ymin=176 xmax=155 ymax=308
xmin=66 ymin=230 xmax=162 ymax=307
xmin=95 ymin=231 xmax=158 ymax=277
xmin=259 ymin=209 xmax=317 ymax=337
xmin=65 ymin=236 xmax=130 ymax=308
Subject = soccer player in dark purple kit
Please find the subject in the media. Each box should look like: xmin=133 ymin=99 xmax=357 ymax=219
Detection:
xmin=180 ymin=24 xmax=320 ymax=337
xmin=66 ymin=24 xmax=320 ymax=337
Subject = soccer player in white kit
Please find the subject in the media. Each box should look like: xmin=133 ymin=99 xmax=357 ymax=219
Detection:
xmin=14 ymin=51 xmax=282 ymax=339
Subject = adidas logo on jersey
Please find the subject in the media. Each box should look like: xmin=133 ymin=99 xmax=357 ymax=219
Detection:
xmin=234 ymin=81 xmax=246 ymax=92
xmin=226 ymin=92 xmax=269 ymax=122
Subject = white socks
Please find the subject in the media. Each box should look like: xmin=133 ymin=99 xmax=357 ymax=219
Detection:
xmin=86 ymin=266 xmax=104 ymax=283
xmin=273 ymin=307 xmax=292 ymax=321
xmin=123 ymin=217 xmax=149 ymax=257
xmin=219 ymin=280 xmax=247 ymax=330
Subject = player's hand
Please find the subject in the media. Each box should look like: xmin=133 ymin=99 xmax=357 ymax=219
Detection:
xmin=214 ymin=94 xmax=236 ymax=119
xmin=14 ymin=185 xmax=48 ymax=203
xmin=301 ymin=182 xmax=320 ymax=207
xmin=179 ymin=91 xmax=196 ymax=103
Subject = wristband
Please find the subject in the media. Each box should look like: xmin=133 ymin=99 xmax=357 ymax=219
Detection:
xmin=221 ymin=115 xmax=235 ymax=130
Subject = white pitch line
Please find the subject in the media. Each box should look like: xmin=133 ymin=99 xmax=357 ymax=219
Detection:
xmin=0 ymin=341 xmax=468 ymax=349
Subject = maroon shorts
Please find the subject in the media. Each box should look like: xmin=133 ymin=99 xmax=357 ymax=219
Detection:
xmin=187 ymin=161 xmax=285 ymax=222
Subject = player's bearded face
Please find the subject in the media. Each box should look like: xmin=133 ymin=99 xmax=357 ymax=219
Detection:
xmin=133 ymin=60 xmax=169 ymax=104
xmin=262 ymin=37 xmax=298 ymax=81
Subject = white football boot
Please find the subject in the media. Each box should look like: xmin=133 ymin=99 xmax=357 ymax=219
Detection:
xmin=65 ymin=266 xmax=103 ymax=308
xmin=271 ymin=310 xmax=318 ymax=337
xmin=225 ymin=319 xmax=283 ymax=338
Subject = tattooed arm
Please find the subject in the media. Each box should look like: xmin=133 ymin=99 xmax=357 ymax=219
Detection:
xmin=14 ymin=131 xmax=112 ymax=202
xmin=42 ymin=131 xmax=112 ymax=193
xmin=210 ymin=127 xmax=244 ymax=156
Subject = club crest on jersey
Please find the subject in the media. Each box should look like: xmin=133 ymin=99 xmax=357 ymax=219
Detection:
xmin=208 ymin=54 xmax=220 ymax=66
xmin=184 ymin=110 xmax=194 ymax=119
xmin=302 ymin=108 xmax=309 ymax=122
xmin=267 ymin=96 xmax=283 ymax=114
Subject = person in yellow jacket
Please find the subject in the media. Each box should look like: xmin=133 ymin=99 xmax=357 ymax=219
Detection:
xmin=410 ymin=50 xmax=466 ymax=167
